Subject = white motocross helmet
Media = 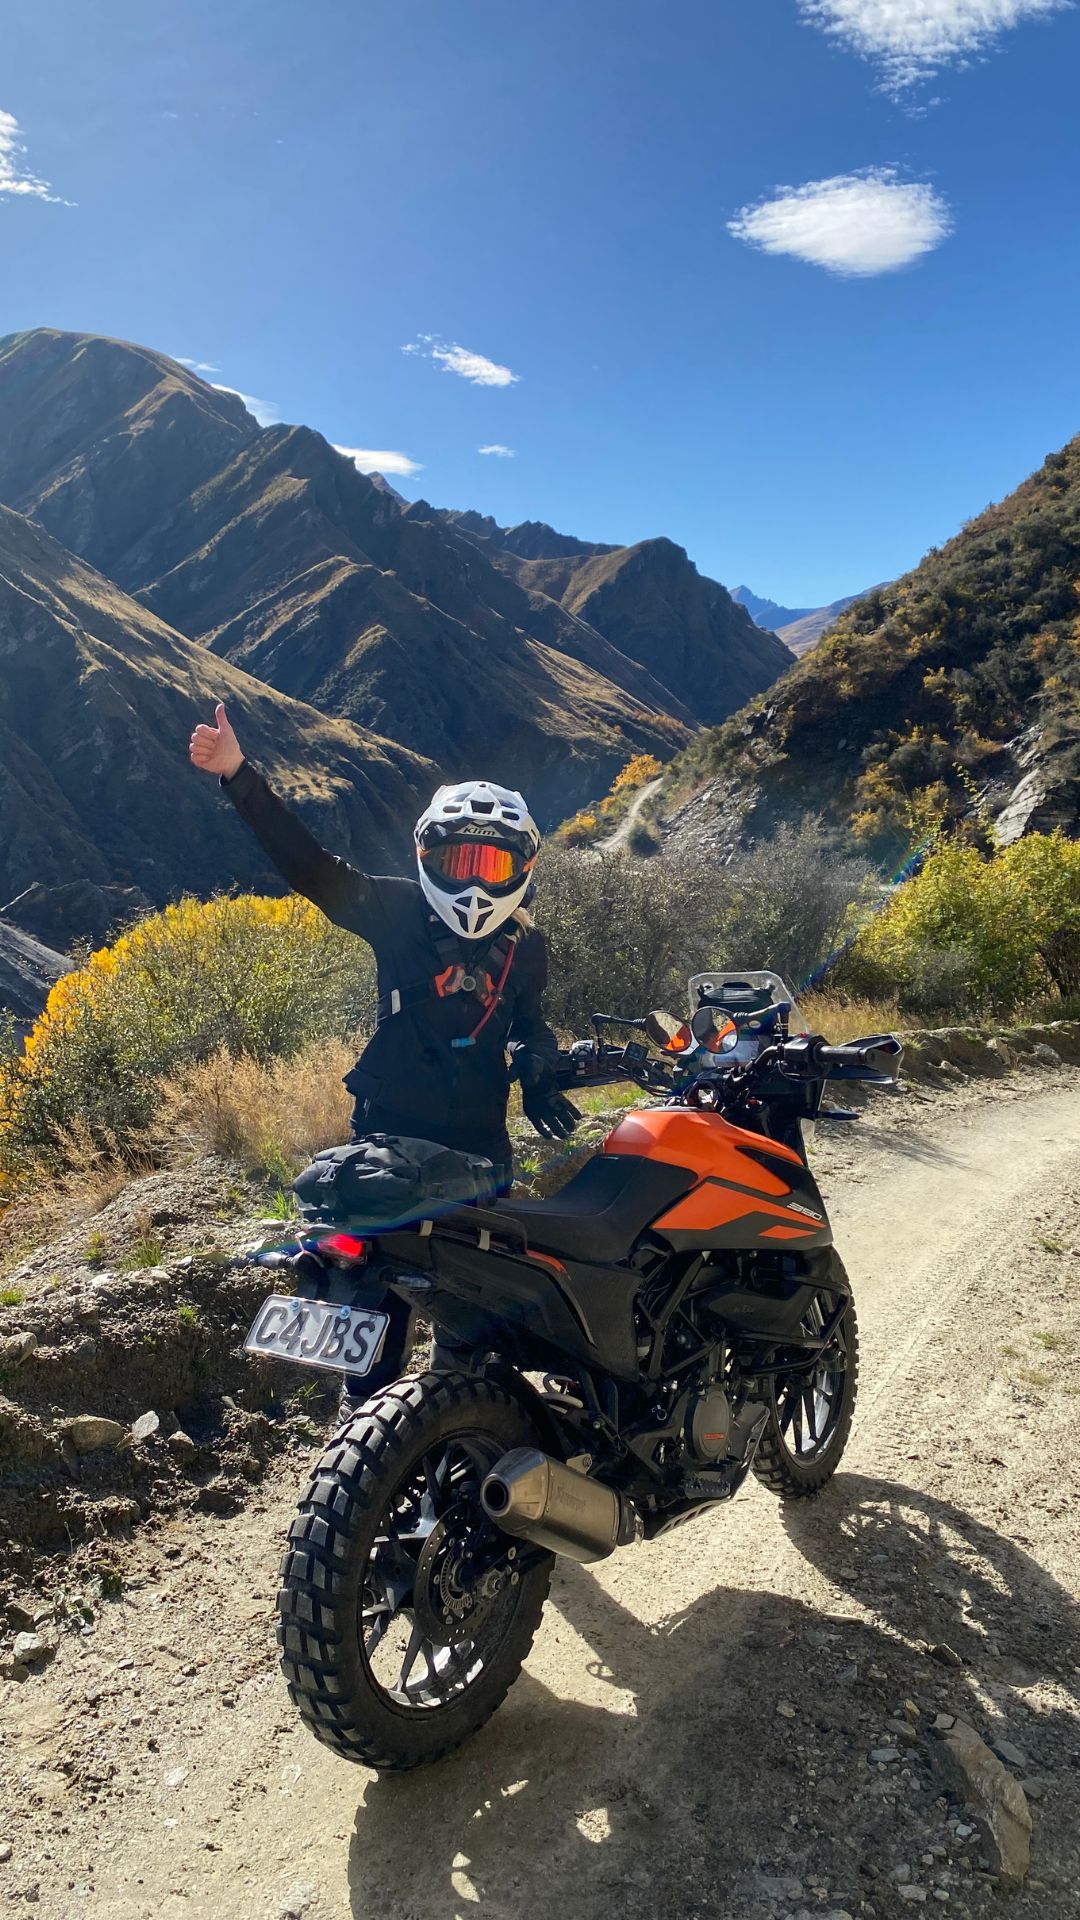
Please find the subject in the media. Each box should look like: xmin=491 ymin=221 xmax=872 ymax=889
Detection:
xmin=415 ymin=780 xmax=541 ymax=940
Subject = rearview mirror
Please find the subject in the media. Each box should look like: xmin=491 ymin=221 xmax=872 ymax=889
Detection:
xmin=690 ymin=1006 xmax=740 ymax=1054
xmin=644 ymin=1010 xmax=697 ymax=1056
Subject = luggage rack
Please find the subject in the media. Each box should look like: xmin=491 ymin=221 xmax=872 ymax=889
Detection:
xmin=360 ymin=1205 xmax=531 ymax=1259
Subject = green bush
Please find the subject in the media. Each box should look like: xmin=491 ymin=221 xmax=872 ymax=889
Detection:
xmin=538 ymin=820 xmax=873 ymax=1031
xmin=840 ymin=832 xmax=1080 ymax=1016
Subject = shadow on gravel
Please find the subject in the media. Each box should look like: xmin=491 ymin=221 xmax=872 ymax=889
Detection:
xmin=781 ymin=1470 xmax=1080 ymax=1729
xmin=343 ymin=1494 xmax=1080 ymax=1920
xmin=831 ymin=1119 xmax=966 ymax=1169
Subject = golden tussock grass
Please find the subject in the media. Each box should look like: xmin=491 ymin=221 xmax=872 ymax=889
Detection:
xmin=799 ymin=989 xmax=904 ymax=1044
xmin=155 ymin=1038 xmax=355 ymax=1181
xmin=0 ymin=1119 xmax=161 ymax=1275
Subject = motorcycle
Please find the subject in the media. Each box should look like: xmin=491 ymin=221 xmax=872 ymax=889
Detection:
xmin=244 ymin=970 xmax=901 ymax=1771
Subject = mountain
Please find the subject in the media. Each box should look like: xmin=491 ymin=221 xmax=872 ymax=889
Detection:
xmin=0 ymin=330 xmax=789 ymax=822
xmin=0 ymin=503 xmax=432 ymax=939
xmin=733 ymin=585 xmax=873 ymax=657
xmin=0 ymin=922 xmax=71 ymax=1035
xmin=732 ymin=587 xmax=815 ymax=630
xmin=775 ymin=593 xmax=875 ymax=656
xmin=662 ymin=438 xmax=1080 ymax=857
xmin=437 ymin=516 xmax=794 ymax=723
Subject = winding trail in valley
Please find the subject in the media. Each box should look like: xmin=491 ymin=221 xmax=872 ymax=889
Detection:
xmin=595 ymin=776 xmax=663 ymax=854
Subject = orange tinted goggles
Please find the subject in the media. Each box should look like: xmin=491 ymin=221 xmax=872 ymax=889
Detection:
xmin=425 ymin=842 xmax=527 ymax=886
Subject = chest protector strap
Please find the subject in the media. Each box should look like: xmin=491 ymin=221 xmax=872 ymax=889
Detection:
xmin=376 ymin=927 xmax=521 ymax=1047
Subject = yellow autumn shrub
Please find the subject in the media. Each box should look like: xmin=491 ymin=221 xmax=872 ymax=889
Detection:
xmin=0 ymin=894 xmax=375 ymax=1185
xmin=610 ymin=753 xmax=663 ymax=794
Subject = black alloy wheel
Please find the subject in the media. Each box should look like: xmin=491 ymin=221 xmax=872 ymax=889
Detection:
xmin=278 ymin=1373 xmax=552 ymax=1769
xmin=753 ymin=1258 xmax=859 ymax=1497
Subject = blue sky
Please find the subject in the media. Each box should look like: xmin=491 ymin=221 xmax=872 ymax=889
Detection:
xmin=4 ymin=0 xmax=1080 ymax=606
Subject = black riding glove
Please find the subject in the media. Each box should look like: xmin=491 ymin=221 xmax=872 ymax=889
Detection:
xmin=522 ymin=1083 xmax=582 ymax=1142
xmin=509 ymin=1046 xmax=581 ymax=1141
xmin=508 ymin=1045 xmax=549 ymax=1089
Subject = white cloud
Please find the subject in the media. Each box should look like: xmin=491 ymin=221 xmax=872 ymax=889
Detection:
xmin=403 ymin=334 xmax=519 ymax=387
xmin=728 ymin=168 xmax=952 ymax=275
xmin=799 ymin=0 xmax=1071 ymax=92
xmin=177 ymin=356 xmax=221 ymax=374
xmin=211 ymin=383 xmax=280 ymax=426
xmin=334 ymin=444 xmax=424 ymax=478
xmin=0 ymin=107 xmax=69 ymax=203
xmin=478 ymin=444 xmax=516 ymax=458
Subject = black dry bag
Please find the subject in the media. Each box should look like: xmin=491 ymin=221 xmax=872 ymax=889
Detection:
xmin=292 ymin=1133 xmax=498 ymax=1229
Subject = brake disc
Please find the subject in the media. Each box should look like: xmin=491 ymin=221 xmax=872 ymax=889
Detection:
xmin=412 ymin=1506 xmax=506 ymax=1648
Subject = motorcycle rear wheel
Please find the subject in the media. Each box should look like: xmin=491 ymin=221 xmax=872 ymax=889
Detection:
xmin=277 ymin=1372 xmax=552 ymax=1771
xmin=753 ymin=1259 xmax=859 ymax=1499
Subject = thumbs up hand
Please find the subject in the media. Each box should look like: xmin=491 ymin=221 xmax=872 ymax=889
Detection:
xmin=190 ymin=702 xmax=245 ymax=780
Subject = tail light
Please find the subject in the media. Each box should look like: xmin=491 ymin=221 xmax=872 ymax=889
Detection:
xmin=314 ymin=1233 xmax=369 ymax=1265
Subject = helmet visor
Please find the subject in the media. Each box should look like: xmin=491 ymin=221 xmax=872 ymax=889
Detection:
xmin=423 ymin=840 xmax=531 ymax=888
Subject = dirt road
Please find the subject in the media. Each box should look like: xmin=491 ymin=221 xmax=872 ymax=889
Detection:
xmin=3 ymin=1072 xmax=1080 ymax=1919
xmin=595 ymin=777 xmax=663 ymax=854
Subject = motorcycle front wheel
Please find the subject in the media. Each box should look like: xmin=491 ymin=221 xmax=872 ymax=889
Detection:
xmin=753 ymin=1257 xmax=859 ymax=1499
xmin=277 ymin=1372 xmax=553 ymax=1771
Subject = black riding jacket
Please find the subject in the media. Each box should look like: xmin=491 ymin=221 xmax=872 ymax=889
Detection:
xmin=223 ymin=761 xmax=558 ymax=1167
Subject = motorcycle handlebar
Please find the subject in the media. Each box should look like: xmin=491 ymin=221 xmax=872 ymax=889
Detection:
xmin=557 ymin=1028 xmax=902 ymax=1092
xmin=782 ymin=1034 xmax=903 ymax=1082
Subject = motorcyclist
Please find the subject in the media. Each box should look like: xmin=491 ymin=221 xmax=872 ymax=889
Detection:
xmin=189 ymin=703 xmax=579 ymax=1405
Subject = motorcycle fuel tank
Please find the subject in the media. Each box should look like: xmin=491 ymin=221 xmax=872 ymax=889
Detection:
xmin=604 ymin=1108 xmax=831 ymax=1253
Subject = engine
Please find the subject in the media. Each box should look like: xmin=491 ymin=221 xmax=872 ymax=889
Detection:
xmin=685 ymin=1380 xmax=733 ymax=1462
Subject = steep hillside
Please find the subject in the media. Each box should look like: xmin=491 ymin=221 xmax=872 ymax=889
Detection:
xmin=439 ymin=514 xmax=794 ymax=721
xmin=662 ymin=437 xmax=1080 ymax=857
xmin=204 ymin=554 xmax=684 ymax=796
xmin=0 ymin=330 xmax=259 ymax=577
xmin=0 ymin=504 xmax=431 ymax=935
xmin=0 ymin=330 xmax=716 ymax=816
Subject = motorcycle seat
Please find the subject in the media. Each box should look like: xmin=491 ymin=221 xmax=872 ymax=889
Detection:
xmin=493 ymin=1153 xmax=694 ymax=1265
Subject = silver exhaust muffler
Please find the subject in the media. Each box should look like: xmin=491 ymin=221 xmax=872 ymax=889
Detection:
xmin=480 ymin=1447 xmax=640 ymax=1563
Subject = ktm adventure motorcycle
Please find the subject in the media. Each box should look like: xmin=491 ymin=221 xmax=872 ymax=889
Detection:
xmin=244 ymin=971 xmax=901 ymax=1771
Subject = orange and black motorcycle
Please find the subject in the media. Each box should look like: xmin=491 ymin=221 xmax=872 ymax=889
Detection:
xmin=248 ymin=971 xmax=901 ymax=1770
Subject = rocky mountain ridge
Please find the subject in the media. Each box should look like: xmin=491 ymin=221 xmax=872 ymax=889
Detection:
xmin=0 ymin=503 xmax=432 ymax=934
xmin=734 ymin=584 xmax=874 ymax=656
xmin=436 ymin=510 xmax=794 ymax=722
xmin=0 ymin=330 xmax=794 ymax=834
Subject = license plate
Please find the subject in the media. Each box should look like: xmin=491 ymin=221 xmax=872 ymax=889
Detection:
xmin=244 ymin=1294 xmax=390 ymax=1376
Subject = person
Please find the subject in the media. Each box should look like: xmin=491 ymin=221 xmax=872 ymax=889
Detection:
xmin=189 ymin=702 xmax=579 ymax=1409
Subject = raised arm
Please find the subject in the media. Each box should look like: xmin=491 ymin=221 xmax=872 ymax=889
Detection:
xmin=189 ymin=703 xmax=383 ymax=936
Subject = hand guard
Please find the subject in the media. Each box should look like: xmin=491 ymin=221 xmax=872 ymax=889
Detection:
xmin=522 ymin=1084 xmax=582 ymax=1142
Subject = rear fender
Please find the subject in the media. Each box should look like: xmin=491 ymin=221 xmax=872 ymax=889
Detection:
xmin=475 ymin=1358 xmax=576 ymax=1459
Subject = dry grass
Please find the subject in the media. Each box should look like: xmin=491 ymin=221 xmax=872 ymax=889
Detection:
xmin=799 ymin=989 xmax=904 ymax=1044
xmin=0 ymin=1119 xmax=162 ymax=1276
xmin=52 ymin=1117 xmax=159 ymax=1213
xmin=155 ymin=1038 xmax=355 ymax=1182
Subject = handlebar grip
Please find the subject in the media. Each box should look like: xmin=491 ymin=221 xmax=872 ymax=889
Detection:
xmin=818 ymin=1035 xmax=903 ymax=1081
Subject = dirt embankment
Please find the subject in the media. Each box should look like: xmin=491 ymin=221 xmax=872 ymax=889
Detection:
xmin=0 ymin=1161 xmax=342 ymax=1628
xmin=0 ymin=1045 xmax=1078 ymax=1917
